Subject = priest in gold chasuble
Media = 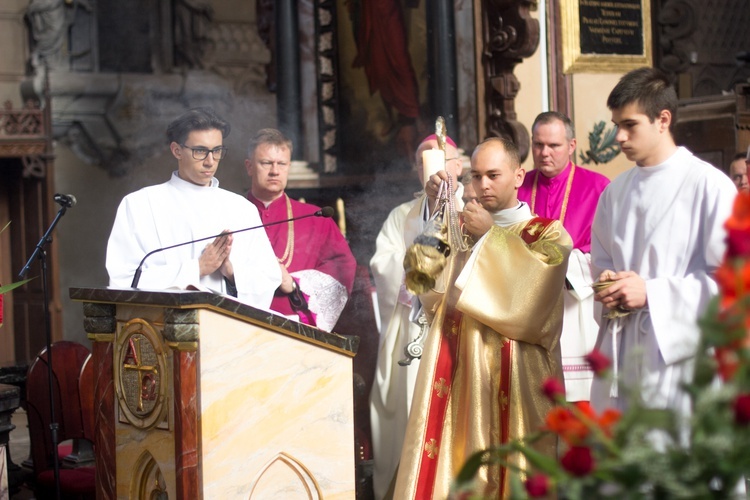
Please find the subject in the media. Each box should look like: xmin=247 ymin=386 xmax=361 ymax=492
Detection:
xmin=394 ymin=138 xmax=572 ymax=499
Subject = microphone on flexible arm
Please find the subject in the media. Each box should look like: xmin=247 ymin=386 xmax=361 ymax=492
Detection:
xmin=18 ymin=193 xmax=78 ymax=279
xmin=54 ymin=193 xmax=77 ymax=208
xmin=130 ymin=206 xmax=336 ymax=288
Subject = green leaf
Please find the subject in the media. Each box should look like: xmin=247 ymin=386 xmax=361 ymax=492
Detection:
xmin=455 ymin=449 xmax=494 ymax=485
xmin=508 ymin=472 xmax=528 ymax=499
xmin=509 ymin=441 xmax=563 ymax=479
xmin=0 ymin=279 xmax=32 ymax=294
xmin=581 ymin=121 xmax=621 ymax=165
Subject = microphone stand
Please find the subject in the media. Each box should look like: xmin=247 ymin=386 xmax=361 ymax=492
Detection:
xmin=19 ymin=202 xmax=71 ymax=500
xmin=131 ymin=208 xmax=334 ymax=289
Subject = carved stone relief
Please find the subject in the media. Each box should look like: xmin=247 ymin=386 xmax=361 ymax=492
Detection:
xmin=22 ymin=0 xmax=271 ymax=176
xmin=207 ymin=21 xmax=271 ymax=94
xmin=0 ymin=101 xmax=48 ymax=176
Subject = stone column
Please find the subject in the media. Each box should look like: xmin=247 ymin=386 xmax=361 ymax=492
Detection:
xmin=276 ymin=0 xmax=303 ymax=159
xmin=426 ymin=0 xmax=460 ymax=141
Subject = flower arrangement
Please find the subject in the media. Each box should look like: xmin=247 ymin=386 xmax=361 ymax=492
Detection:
xmin=454 ymin=192 xmax=750 ymax=499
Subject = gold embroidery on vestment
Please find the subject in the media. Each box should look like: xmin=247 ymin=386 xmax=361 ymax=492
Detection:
xmin=500 ymin=390 xmax=509 ymax=410
xmin=449 ymin=320 xmax=459 ymax=335
xmin=525 ymin=222 xmax=544 ymax=237
xmin=434 ymin=377 xmax=449 ymax=398
xmin=425 ymin=438 xmax=439 ymax=459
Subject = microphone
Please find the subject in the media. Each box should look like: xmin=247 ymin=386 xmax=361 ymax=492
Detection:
xmin=315 ymin=206 xmax=335 ymax=218
xmin=54 ymin=193 xmax=77 ymax=208
xmin=130 ymin=206 xmax=336 ymax=288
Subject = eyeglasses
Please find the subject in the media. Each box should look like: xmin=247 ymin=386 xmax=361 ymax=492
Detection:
xmin=256 ymin=160 xmax=290 ymax=170
xmin=181 ymin=144 xmax=228 ymax=161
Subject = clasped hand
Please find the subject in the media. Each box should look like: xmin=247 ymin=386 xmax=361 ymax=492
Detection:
xmin=594 ymin=270 xmax=647 ymax=311
xmin=199 ymin=231 xmax=234 ymax=280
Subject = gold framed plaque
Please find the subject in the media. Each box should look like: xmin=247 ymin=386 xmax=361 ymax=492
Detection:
xmin=561 ymin=0 xmax=652 ymax=73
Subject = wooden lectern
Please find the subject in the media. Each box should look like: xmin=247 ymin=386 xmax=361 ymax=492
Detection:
xmin=70 ymin=288 xmax=358 ymax=499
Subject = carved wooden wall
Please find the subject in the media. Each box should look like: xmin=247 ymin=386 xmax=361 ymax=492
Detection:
xmin=478 ymin=0 xmax=540 ymax=160
xmin=654 ymin=0 xmax=750 ymax=97
xmin=653 ymin=0 xmax=750 ymax=168
xmin=0 ymin=100 xmax=61 ymax=364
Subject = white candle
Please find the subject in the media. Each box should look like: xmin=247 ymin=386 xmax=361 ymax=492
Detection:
xmin=422 ymin=149 xmax=445 ymax=186
xmin=336 ymin=198 xmax=346 ymax=237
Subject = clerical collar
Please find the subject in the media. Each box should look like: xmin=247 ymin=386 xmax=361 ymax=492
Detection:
xmin=537 ymin=161 xmax=573 ymax=185
xmin=531 ymin=162 xmax=575 ymax=225
xmin=491 ymin=201 xmax=531 ymax=227
xmin=248 ymin=192 xmax=284 ymax=209
xmin=170 ymin=171 xmax=218 ymax=189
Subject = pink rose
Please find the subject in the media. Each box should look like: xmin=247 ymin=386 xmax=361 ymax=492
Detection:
xmin=734 ymin=393 xmax=750 ymax=425
xmin=561 ymin=446 xmax=595 ymax=477
xmin=541 ymin=377 xmax=566 ymax=402
xmin=585 ymin=349 xmax=612 ymax=376
xmin=726 ymin=229 xmax=750 ymax=259
xmin=524 ymin=473 xmax=549 ymax=497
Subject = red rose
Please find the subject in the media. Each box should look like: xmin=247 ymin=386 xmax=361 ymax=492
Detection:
xmin=524 ymin=473 xmax=549 ymax=497
xmin=561 ymin=446 xmax=595 ymax=477
xmin=541 ymin=377 xmax=566 ymax=402
xmin=724 ymin=192 xmax=750 ymax=258
xmin=726 ymin=229 xmax=750 ymax=259
xmin=585 ymin=349 xmax=612 ymax=376
xmin=734 ymin=394 xmax=750 ymax=425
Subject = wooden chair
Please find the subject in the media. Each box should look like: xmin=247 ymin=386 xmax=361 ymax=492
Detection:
xmin=26 ymin=341 xmax=95 ymax=499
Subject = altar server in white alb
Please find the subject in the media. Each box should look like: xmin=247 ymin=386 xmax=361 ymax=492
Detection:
xmin=106 ymin=107 xmax=281 ymax=309
xmin=591 ymin=68 xmax=737 ymax=418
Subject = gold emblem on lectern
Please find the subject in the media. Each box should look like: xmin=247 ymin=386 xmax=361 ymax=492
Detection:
xmin=115 ymin=319 xmax=169 ymax=429
xmin=122 ymin=335 xmax=159 ymax=414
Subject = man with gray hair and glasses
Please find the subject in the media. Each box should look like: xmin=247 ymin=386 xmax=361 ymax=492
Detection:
xmin=106 ymin=107 xmax=281 ymax=309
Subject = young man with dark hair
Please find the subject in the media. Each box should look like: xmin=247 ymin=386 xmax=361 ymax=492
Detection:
xmin=591 ymin=68 xmax=737 ymax=417
xmin=106 ymin=108 xmax=281 ymax=308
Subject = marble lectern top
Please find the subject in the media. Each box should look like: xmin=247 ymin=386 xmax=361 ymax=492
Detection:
xmin=69 ymin=287 xmax=358 ymax=355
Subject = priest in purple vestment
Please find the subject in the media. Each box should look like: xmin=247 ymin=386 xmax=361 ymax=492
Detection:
xmin=518 ymin=111 xmax=610 ymax=402
xmin=245 ymin=129 xmax=357 ymax=331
